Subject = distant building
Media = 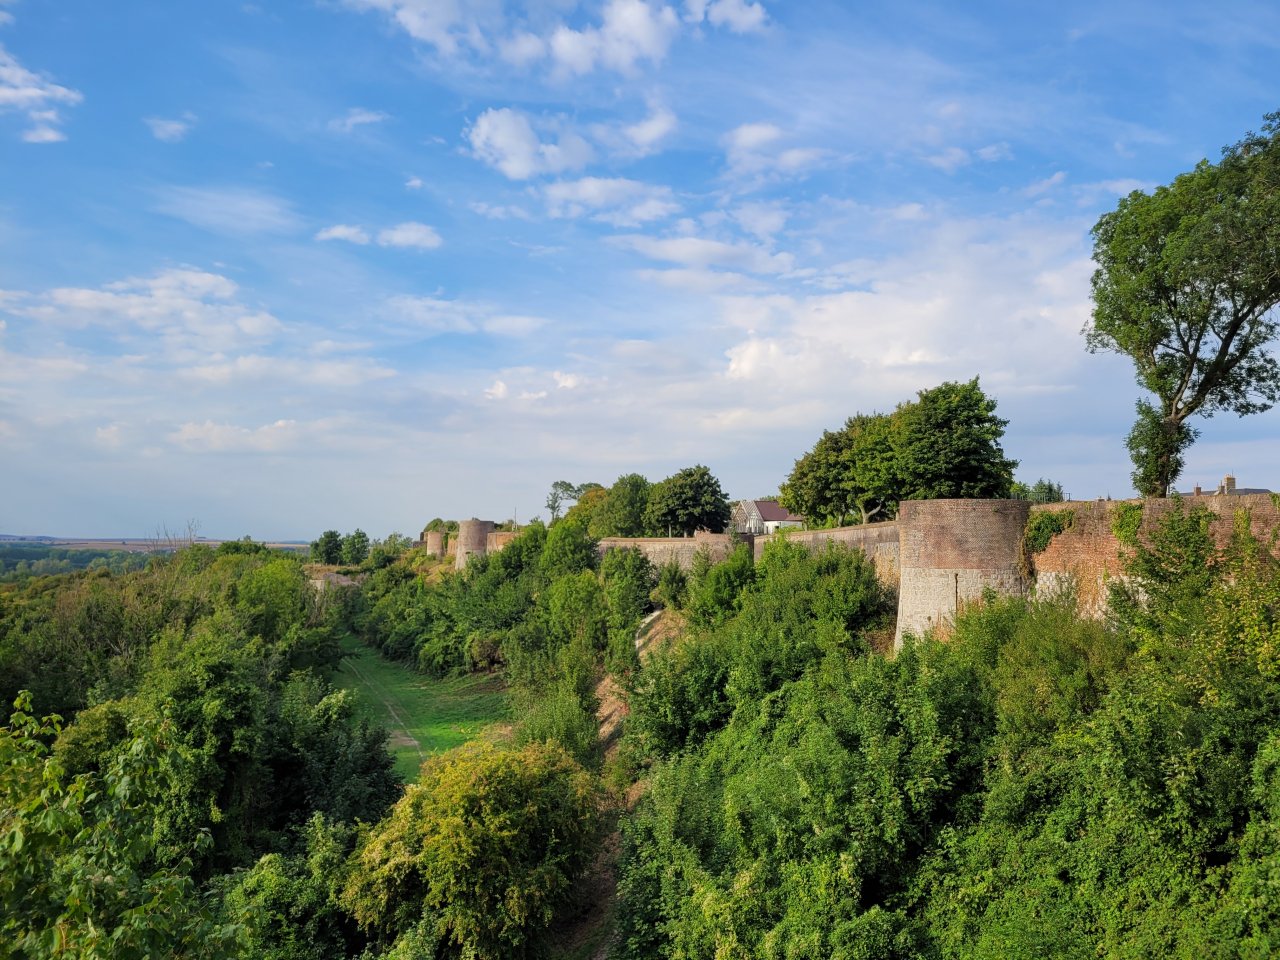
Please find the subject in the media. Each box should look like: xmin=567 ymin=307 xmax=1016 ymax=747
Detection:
xmin=1179 ymin=474 xmax=1272 ymax=497
xmin=731 ymin=499 xmax=805 ymax=535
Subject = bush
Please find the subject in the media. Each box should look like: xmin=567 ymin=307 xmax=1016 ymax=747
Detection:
xmin=342 ymin=741 xmax=602 ymax=958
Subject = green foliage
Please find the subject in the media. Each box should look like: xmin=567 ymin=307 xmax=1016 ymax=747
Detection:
xmin=1111 ymin=501 xmax=1145 ymax=546
xmin=0 ymin=693 xmax=240 ymax=959
xmin=540 ymin=516 xmax=599 ymax=580
xmin=342 ymin=741 xmax=603 ymax=959
xmin=590 ymin=472 xmax=654 ymax=538
xmin=1023 ymin=509 xmax=1074 ymax=555
xmin=1010 ymin=477 xmax=1066 ymax=503
xmin=685 ymin=542 xmax=755 ymax=628
xmin=341 ymin=529 xmax=370 ymax=566
xmin=644 ymin=464 xmax=732 ymax=536
xmin=779 ymin=412 xmax=898 ymax=525
xmin=653 ymin=558 xmax=687 ymax=610
xmin=781 ymin=378 xmax=1016 ymax=527
xmin=220 ymin=816 xmax=360 ymax=960
xmin=311 ymin=530 xmax=343 ymax=564
xmin=1126 ymin=398 xmax=1198 ymax=497
xmin=895 ymin=378 xmax=1016 ymax=500
xmin=1087 ymin=110 xmax=1280 ymax=496
xmin=618 ymin=501 xmax=1280 ymax=958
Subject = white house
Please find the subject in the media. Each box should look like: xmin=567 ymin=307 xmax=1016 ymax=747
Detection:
xmin=731 ymin=499 xmax=805 ymax=535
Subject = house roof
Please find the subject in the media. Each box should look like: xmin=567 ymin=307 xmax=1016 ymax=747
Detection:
xmin=753 ymin=500 xmax=803 ymax=523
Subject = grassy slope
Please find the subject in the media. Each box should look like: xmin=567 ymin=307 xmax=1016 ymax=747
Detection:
xmin=335 ymin=634 xmax=508 ymax=782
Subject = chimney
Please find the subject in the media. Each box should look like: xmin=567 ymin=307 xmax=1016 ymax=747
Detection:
xmin=1193 ymin=484 xmax=1202 ymax=497
xmin=1224 ymin=474 xmax=1237 ymax=494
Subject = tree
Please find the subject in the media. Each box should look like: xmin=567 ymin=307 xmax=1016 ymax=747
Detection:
xmin=1086 ymin=110 xmax=1280 ymax=496
xmin=544 ymin=480 xmax=579 ymax=522
xmin=894 ymin=378 xmax=1016 ymax=500
xmin=341 ymin=529 xmax=369 ymax=565
xmin=644 ymin=465 xmax=732 ymax=536
xmin=589 ymin=473 xmax=652 ymax=538
xmin=1010 ymin=477 xmax=1066 ymax=503
xmin=341 ymin=741 xmax=602 ymax=959
xmin=310 ymin=530 xmax=342 ymax=565
xmin=780 ymin=412 xmax=897 ymax=525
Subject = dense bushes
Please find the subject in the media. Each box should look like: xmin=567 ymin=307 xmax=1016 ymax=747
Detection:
xmin=615 ymin=501 xmax=1280 ymax=958
xmin=343 ymin=741 xmax=603 ymax=959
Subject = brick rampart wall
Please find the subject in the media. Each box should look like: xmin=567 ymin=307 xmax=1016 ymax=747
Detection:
xmin=597 ymin=531 xmax=746 ymax=571
xmin=1032 ymin=494 xmax=1280 ymax=618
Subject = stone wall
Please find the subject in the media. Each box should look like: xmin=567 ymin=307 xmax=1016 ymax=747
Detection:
xmin=424 ymin=530 xmax=446 ymax=559
xmin=895 ymin=499 xmax=1030 ymax=647
xmin=1032 ymin=494 xmax=1280 ymax=618
xmin=597 ymin=530 xmax=746 ymax=570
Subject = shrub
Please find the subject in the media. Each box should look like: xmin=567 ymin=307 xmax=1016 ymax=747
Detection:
xmin=342 ymin=741 xmax=602 ymax=958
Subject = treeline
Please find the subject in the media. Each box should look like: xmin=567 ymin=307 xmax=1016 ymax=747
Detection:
xmin=546 ymin=463 xmax=733 ymax=537
xmin=0 ymin=544 xmax=150 ymax=582
xmin=612 ymin=501 xmax=1280 ymax=957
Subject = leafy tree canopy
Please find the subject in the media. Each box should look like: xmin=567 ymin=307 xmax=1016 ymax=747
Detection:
xmin=780 ymin=378 xmax=1016 ymax=526
xmin=643 ymin=465 xmax=732 ymax=537
xmin=1086 ymin=109 xmax=1280 ymax=496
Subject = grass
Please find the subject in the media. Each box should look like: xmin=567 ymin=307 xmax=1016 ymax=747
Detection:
xmin=335 ymin=634 xmax=509 ymax=782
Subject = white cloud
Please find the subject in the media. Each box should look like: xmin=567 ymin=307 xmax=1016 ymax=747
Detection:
xmin=316 ymin=224 xmax=371 ymax=244
xmin=183 ymin=354 xmax=396 ymax=387
xmin=376 ymin=221 xmax=442 ymax=249
xmin=924 ymin=146 xmax=970 ymax=173
xmin=624 ymin=103 xmax=677 ymax=152
xmin=549 ymin=0 xmax=679 ymax=76
xmin=553 ymin=371 xmax=582 ymax=389
xmin=25 ymin=268 xmax=282 ymax=356
xmin=724 ymin=122 xmax=826 ymax=180
xmin=976 ymin=142 xmax=1012 ymax=162
xmin=732 ymin=201 xmax=787 ymax=239
xmin=1023 ymin=170 xmax=1067 ymax=197
xmin=470 ymin=201 xmax=532 ymax=220
xmin=329 ymin=107 xmax=388 ymax=133
xmin=145 ymin=113 xmax=196 ymax=142
xmin=169 ymin=418 xmax=300 ymax=453
xmin=155 ymin=185 xmax=300 ymax=235
xmin=405 ymin=175 xmax=424 ymax=189
xmin=615 ymin=233 xmax=794 ymax=274
xmin=467 ymin=107 xmax=593 ymax=180
xmin=685 ymin=0 xmax=768 ymax=32
xmin=484 ymin=379 xmax=508 ymax=400
xmin=544 ymin=177 xmax=680 ymax=225
xmin=339 ymin=0 xmax=492 ymax=56
xmin=386 ymin=295 xmax=544 ymax=337
xmin=0 ymin=43 xmax=82 ymax=142
xmin=499 ymin=31 xmax=547 ymax=66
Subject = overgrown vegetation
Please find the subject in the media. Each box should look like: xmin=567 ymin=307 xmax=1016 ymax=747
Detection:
xmin=6 ymin=497 xmax=1280 ymax=958
xmin=1023 ymin=507 xmax=1074 ymax=554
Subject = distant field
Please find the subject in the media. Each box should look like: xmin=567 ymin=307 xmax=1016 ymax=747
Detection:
xmin=334 ymin=635 xmax=509 ymax=782
xmin=0 ymin=536 xmax=308 ymax=553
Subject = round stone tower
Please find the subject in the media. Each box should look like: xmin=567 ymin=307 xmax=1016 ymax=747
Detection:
xmin=424 ymin=530 xmax=446 ymax=559
xmin=894 ymin=499 xmax=1029 ymax=649
xmin=454 ymin=519 xmax=495 ymax=570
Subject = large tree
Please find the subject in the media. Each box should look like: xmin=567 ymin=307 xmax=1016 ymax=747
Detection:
xmin=1086 ymin=110 xmax=1280 ymax=496
xmin=895 ymin=378 xmax=1016 ymax=500
xmin=780 ymin=379 xmax=1015 ymax=525
xmin=589 ymin=473 xmax=652 ymax=538
xmin=644 ymin=465 xmax=731 ymax=537
xmin=779 ymin=412 xmax=897 ymax=525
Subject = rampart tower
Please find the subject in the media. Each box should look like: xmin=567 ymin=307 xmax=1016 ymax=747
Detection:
xmin=454 ymin=519 xmax=495 ymax=570
xmin=895 ymin=499 xmax=1029 ymax=648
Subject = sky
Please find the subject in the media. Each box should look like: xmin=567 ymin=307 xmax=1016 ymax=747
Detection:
xmin=2 ymin=0 xmax=1279 ymax=539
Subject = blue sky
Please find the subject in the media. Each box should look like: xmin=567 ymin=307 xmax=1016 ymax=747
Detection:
xmin=2 ymin=0 xmax=1278 ymax=539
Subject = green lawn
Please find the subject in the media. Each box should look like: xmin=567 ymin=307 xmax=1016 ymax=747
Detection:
xmin=335 ymin=635 xmax=509 ymax=782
